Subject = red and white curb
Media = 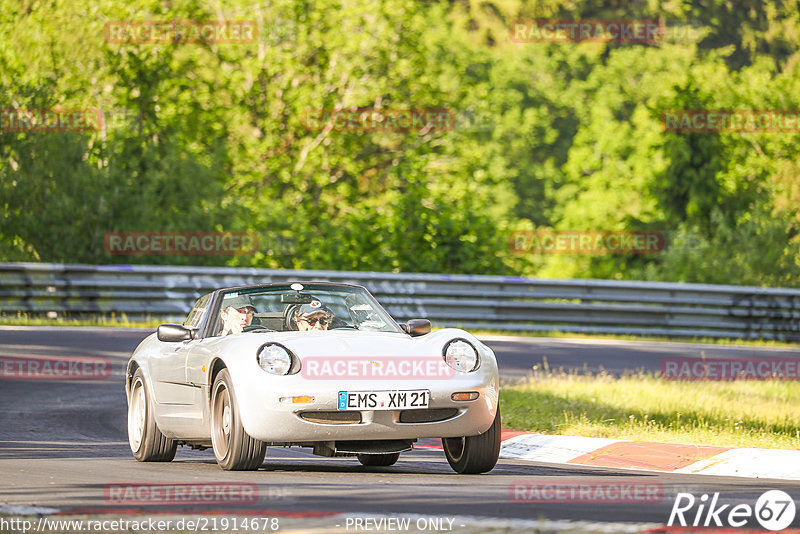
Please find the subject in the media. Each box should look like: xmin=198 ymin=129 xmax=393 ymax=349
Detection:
xmin=420 ymin=431 xmax=800 ymax=480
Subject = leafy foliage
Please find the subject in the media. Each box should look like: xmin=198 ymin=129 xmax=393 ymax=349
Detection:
xmin=1 ymin=0 xmax=798 ymax=286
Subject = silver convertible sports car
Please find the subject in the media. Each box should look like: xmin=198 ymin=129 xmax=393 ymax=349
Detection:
xmin=126 ymin=282 xmax=500 ymax=473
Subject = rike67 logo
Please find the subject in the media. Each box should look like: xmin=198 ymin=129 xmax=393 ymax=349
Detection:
xmin=668 ymin=490 xmax=796 ymax=531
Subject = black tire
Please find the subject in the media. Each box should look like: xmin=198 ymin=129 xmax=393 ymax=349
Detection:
xmin=127 ymin=368 xmax=177 ymax=462
xmin=357 ymin=453 xmax=400 ymax=467
xmin=211 ymin=368 xmax=267 ymax=471
xmin=442 ymin=407 xmax=501 ymax=474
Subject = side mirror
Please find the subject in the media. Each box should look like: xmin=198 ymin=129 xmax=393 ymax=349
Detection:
xmin=157 ymin=324 xmax=196 ymax=342
xmin=403 ymin=319 xmax=431 ymax=337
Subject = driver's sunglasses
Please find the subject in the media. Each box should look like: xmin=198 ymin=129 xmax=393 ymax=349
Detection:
xmin=300 ymin=316 xmax=329 ymax=326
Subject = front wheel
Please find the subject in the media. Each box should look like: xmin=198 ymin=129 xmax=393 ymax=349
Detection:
xmin=128 ymin=368 xmax=177 ymax=462
xmin=211 ymin=369 xmax=266 ymax=471
xmin=442 ymin=407 xmax=500 ymax=474
xmin=357 ymin=453 xmax=400 ymax=467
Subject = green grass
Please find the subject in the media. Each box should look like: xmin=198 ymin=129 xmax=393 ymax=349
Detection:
xmin=501 ymin=364 xmax=800 ymax=450
xmin=0 ymin=313 xmax=160 ymax=328
xmin=471 ymin=329 xmax=799 ymax=348
xmin=2 ymin=319 xmax=797 ymax=348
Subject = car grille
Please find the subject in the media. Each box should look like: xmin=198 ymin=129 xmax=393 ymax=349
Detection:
xmin=299 ymin=411 xmax=362 ymax=425
xmin=399 ymin=408 xmax=459 ymax=423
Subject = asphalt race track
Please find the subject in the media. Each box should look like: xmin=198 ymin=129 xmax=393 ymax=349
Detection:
xmin=1 ymin=326 xmax=799 ymax=531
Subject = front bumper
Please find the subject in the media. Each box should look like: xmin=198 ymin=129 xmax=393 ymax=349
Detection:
xmin=234 ymin=375 xmax=499 ymax=443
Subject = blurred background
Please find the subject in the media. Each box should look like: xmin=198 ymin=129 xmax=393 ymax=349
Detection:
xmin=1 ymin=0 xmax=799 ymax=286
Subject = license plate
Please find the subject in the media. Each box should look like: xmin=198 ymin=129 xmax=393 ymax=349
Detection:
xmin=337 ymin=390 xmax=430 ymax=411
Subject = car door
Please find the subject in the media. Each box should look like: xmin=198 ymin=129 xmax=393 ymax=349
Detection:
xmin=150 ymin=294 xmax=211 ymax=406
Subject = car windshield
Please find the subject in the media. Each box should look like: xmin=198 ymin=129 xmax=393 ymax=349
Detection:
xmin=211 ymin=284 xmax=402 ymax=336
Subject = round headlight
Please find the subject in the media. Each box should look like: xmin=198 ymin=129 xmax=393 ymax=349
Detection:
xmin=257 ymin=343 xmax=292 ymax=375
xmin=443 ymin=339 xmax=479 ymax=372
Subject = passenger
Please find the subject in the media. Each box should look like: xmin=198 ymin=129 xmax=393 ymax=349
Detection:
xmin=294 ymin=300 xmax=332 ymax=331
xmin=220 ymin=294 xmax=257 ymax=336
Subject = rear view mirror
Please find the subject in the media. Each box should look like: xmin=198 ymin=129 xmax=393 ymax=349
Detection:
xmin=280 ymin=293 xmax=314 ymax=304
xmin=403 ymin=319 xmax=431 ymax=337
xmin=157 ymin=324 xmax=196 ymax=342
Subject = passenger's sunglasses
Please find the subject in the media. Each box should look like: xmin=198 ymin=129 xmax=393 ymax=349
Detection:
xmin=300 ymin=316 xmax=329 ymax=326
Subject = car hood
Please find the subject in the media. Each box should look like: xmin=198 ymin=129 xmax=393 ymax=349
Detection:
xmin=200 ymin=328 xmax=488 ymax=359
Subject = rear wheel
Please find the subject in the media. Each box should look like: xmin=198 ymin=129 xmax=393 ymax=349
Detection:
xmin=211 ymin=369 xmax=266 ymax=471
xmin=357 ymin=453 xmax=400 ymax=467
xmin=442 ymin=407 xmax=500 ymax=474
xmin=127 ymin=368 xmax=177 ymax=462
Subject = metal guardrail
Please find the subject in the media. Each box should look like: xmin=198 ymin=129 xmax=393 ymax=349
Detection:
xmin=1 ymin=262 xmax=799 ymax=341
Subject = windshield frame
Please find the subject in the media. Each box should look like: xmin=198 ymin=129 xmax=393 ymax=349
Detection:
xmin=198 ymin=282 xmax=404 ymax=338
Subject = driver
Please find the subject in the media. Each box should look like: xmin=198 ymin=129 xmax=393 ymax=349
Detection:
xmin=294 ymin=300 xmax=332 ymax=331
xmin=220 ymin=294 xmax=257 ymax=335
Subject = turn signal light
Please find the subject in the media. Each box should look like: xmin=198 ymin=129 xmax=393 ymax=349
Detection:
xmin=280 ymin=395 xmax=315 ymax=404
xmin=451 ymin=391 xmax=479 ymax=401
